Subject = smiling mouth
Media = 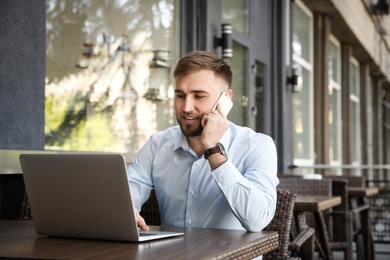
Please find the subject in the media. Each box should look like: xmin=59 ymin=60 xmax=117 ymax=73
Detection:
xmin=184 ymin=115 xmax=197 ymax=120
xmin=181 ymin=114 xmax=200 ymax=123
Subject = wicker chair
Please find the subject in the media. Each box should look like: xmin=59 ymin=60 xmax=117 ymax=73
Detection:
xmin=288 ymin=226 xmax=315 ymax=260
xmin=278 ymin=178 xmax=354 ymax=260
xmin=323 ymin=175 xmax=368 ymax=260
xmin=142 ymin=189 xmax=305 ymax=259
xmin=263 ymin=189 xmax=303 ymax=260
xmin=19 ymin=188 xmax=33 ymax=221
xmin=323 ymin=175 xmax=365 ymax=188
xmin=140 ymin=189 xmax=161 ymax=225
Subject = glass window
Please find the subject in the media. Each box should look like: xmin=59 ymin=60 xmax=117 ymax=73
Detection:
xmin=350 ymin=58 xmax=361 ymax=173
xmin=228 ymin=42 xmax=248 ymax=126
xmin=292 ymin=4 xmax=311 ymax=62
xmin=292 ymin=2 xmax=313 ymax=166
xmin=292 ymin=64 xmax=312 ymax=159
xmin=254 ymin=61 xmax=268 ymax=134
xmin=222 ymin=0 xmax=249 ymax=35
xmin=45 ymin=0 xmax=180 ymax=154
xmin=328 ymin=37 xmax=342 ymax=167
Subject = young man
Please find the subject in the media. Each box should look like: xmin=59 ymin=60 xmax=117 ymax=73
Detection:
xmin=128 ymin=51 xmax=278 ymax=232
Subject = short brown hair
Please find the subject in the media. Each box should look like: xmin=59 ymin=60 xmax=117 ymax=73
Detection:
xmin=173 ymin=51 xmax=232 ymax=88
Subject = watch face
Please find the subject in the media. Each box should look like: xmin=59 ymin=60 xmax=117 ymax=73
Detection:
xmin=217 ymin=143 xmax=226 ymax=154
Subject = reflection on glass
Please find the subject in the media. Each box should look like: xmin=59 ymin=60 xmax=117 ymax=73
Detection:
xmin=222 ymin=0 xmax=249 ymax=35
xmin=254 ymin=61 xmax=267 ymax=134
xmin=351 ymin=100 xmax=360 ymax=162
xmin=228 ymin=42 xmax=248 ymax=126
xmin=329 ymin=89 xmax=339 ymax=161
xmin=350 ymin=62 xmax=360 ymax=97
xmin=350 ymin=61 xmax=360 ymax=164
xmin=328 ymin=39 xmax=341 ymax=164
xmin=293 ymin=65 xmax=311 ymax=159
xmin=328 ymin=41 xmax=339 ymax=83
xmin=292 ymin=3 xmax=313 ymax=162
xmin=45 ymin=0 xmax=179 ymax=154
xmin=292 ymin=4 xmax=311 ymax=61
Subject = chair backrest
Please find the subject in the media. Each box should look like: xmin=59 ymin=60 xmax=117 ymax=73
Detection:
xmin=277 ymin=178 xmax=333 ymax=240
xmin=329 ymin=179 xmax=349 ymax=211
xmin=278 ymin=175 xmax=355 ymax=211
xmin=323 ymin=175 xmax=365 ymax=187
xmin=277 ymin=178 xmax=332 ymax=197
xmin=19 ymin=188 xmax=33 ymax=221
xmin=263 ymin=189 xmax=296 ymax=260
xmin=140 ymin=190 xmax=161 ymax=226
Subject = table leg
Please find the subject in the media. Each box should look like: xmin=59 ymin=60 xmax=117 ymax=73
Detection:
xmin=363 ymin=197 xmax=375 ymax=260
xmin=350 ymin=196 xmax=375 ymax=260
xmin=350 ymin=197 xmax=365 ymax=260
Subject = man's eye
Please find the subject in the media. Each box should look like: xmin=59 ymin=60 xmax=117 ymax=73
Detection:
xmin=175 ymin=94 xmax=185 ymax=99
xmin=195 ymin=95 xmax=206 ymax=99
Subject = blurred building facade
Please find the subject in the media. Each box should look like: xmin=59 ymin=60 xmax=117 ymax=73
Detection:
xmin=1 ymin=0 xmax=389 ymax=180
xmin=292 ymin=0 xmax=390 ymax=183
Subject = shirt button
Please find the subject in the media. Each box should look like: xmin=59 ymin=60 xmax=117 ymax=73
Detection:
xmin=191 ymin=190 xmax=196 ymax=195
xmin=188 ymin=220 xmax=192 ymax=224
xmin=217 ymin=177 xmax=223 ymax=182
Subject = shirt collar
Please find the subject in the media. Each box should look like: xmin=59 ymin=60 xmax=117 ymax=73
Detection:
xmin=174 ymin=132 xmax=188 ymax=151
xmin=174 ymin=124 xmax=231 ymax=152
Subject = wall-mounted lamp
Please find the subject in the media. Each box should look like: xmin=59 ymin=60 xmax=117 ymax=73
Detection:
xmin=145 ymin=50 xmax=171 ymax=101
xmin=287 ymin=68 xmax=301 ymax=93
xmin=214 ymin=23 xmax=233 ymax=59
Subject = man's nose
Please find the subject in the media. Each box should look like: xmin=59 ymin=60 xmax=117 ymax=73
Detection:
xmin=183 ymin=98 xmax=194 ymax=112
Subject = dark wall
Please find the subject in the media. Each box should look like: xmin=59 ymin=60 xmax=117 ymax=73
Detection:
xmin=0 ymin=0 xmax=46 ymax=150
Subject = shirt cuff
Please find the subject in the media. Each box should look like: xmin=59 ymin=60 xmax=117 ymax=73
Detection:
xmin=211 ymin=161 xmax=244 ymax=188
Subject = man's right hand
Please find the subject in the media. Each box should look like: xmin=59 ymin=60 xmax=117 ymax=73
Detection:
xmin=134 ymin=207 xmax=149 ymax=231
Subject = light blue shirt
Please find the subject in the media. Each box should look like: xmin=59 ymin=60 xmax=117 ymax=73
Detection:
xmin=127 ymin=121 xmax=279 ymax=232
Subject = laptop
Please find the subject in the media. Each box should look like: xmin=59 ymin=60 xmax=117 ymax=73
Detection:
xmin=19 ymin=153 xmax=184 ymax=242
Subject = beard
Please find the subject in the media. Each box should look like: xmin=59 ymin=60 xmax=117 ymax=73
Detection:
xmin=176 ymin=114 xmax=204 ymax=137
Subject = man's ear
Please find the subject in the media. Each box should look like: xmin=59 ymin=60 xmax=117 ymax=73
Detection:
xmin=227 ymin=89 xmax=233 ymax=98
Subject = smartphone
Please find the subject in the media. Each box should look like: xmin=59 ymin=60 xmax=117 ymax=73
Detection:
xmin=212 ymin=92 xmax=233 ymax=116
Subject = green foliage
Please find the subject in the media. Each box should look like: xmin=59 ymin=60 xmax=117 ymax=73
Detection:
xmin=45 ymin=92 xmax=117 ymax=151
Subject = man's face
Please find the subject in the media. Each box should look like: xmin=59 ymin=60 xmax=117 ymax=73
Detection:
xmin=174 ymin=70 xmax=228 ymax=137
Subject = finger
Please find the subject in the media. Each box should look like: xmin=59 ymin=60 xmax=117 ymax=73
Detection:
xmin=134 ymin=207 xmax=149 ymax=231
xmin=138 ymin=216 xmax=149 ymax=231
xmin=201 ymin=113 xmax=209 ymax=127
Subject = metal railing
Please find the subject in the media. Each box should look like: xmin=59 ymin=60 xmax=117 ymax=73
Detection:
xmin=291 ymin=164 xmax=390 ymax=188
xmin=293 ymin=164 xmax=390 ymax=169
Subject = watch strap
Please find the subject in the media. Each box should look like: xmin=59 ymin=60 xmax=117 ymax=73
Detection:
xmin=204 ymin=146 xmax=221 ymax=159
xmin=204 ymin=143 xmax=226 ymax=159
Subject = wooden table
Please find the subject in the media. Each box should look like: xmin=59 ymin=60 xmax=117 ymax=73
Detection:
xmin=294 ymin=195 xmax=342 ymax=260
xmin=295 ymin=195 xmax=341 ymax=212
xmin=348 ymin=186 xmax=379 ymax=197
xmin=0 ymin=220 xmax=278 ymax=259
xmin=348 ymin=186 xmax=379 ymax=260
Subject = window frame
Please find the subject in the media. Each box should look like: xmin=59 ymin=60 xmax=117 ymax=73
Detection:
xmin=292 ymin=0 xmax=314 ymax=169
